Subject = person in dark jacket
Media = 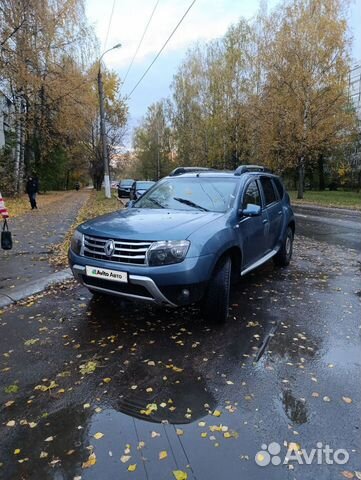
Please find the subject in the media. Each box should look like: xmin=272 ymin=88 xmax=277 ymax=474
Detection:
xmin=26 ymin=175 xmax=39 ymax=210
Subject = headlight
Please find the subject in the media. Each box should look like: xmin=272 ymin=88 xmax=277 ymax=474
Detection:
xmin=147 ymin=240 xmax=190 ymax=266
xmin=70 ymin=229 xmax=83 ymax=255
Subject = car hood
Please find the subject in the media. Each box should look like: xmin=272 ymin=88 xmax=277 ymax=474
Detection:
xmin=79 ymin=208 xmax=224 ymax=240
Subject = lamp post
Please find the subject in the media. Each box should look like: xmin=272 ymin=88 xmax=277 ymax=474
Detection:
xmin=97 ymin=43 xmax=121 ymax=198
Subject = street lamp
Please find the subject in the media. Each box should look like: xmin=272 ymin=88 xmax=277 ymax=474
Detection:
xmin=97 ymin=43 xmax=121 ymax=198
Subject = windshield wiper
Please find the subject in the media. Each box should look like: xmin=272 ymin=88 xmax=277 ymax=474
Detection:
xmin=147 ymin=197 xmax=165 ymax=209
xmin=173 ymin=197 xmax=209 ymax=212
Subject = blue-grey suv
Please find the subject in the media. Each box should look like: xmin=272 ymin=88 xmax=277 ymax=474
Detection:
xmin=69 ymin=166 xmax=295 ymax=323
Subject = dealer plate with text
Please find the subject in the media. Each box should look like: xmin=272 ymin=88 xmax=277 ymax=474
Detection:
xmin=85 ymin=266 xmax=128 ymax=283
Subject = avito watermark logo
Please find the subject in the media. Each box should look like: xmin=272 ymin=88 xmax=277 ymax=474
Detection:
xmin=255 ymin=442 xmax=349 ymax=466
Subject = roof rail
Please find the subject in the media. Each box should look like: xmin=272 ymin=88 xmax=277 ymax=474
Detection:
xmin=234 ymin=165 xmax=272 ymax=176
xmin=169 ymin=167 xmax=217 ymax=176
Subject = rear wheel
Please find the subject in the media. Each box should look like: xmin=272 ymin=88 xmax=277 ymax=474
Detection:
xmin=274 ymin=226 xmax=293 ymax=266
xmin=201 ymin=256 xmax=231 ymax=324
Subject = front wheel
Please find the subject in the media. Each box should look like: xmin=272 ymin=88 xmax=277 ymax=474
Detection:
xmin=274 ymin=226 xmax=293 ymax=267
xmin=201 ymin=256 xmax=231 ymax=324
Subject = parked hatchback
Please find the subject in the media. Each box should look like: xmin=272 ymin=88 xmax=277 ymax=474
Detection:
xmin=117 ymin=179 xmax=134 ymax=198
xmin=69 ymin=165 xmax=295 ymax=324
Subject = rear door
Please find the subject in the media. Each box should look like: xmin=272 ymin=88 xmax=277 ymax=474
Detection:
xmin=237 ymin=179 xmax=268 ymax=268
xmin=259 ymin=176 xmax=283 ymax=251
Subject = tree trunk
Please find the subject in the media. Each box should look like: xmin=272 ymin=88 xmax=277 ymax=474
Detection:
xmin=318 ymin=153 xmax=325 ymax=191
xmin=14 ymin=96 xmax=21 ymax=194
xmin=297 ymin=162 xmax=305 ymax=199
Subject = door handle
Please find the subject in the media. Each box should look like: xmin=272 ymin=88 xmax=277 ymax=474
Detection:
xmin=262 ymin=219 xmax=268 ymax=224
xmin=278 ymin=210 xmax=283 ymax=215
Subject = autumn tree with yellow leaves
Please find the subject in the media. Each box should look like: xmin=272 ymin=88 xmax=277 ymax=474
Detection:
xmin=0 ymin=0 xmax=127 ymax=194
xmin=134 ymin=0 xmax=357 ymax=194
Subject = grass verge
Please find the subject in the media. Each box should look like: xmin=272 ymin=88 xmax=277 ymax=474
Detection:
xmin=51 ymin=190 xmax=121 ymax=267
xmin=289 ymin=190 xmax=361 ymax=210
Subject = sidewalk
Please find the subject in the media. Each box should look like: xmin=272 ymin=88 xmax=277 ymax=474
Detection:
xmin=0 ymin=191 xmax=89 ymax=305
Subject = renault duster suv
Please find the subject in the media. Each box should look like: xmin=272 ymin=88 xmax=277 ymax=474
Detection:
xmin=69 ymin=165 xmax=295 ymax=323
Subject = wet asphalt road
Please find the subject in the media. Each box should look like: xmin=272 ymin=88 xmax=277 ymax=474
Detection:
xmin=0 ymin=236 xmax=360 ymax=480
xmin=293 ymin=205 xmax=361 ymax=252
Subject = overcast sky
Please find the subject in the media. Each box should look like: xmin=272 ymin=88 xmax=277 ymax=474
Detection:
xmin=85 ymin=0 xmax=361 ymax=144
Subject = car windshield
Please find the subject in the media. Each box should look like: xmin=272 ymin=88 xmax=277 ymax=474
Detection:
xmin=136 ymin=181 xmax=154 ymax=189
xmin=134 ymin=177 xmax=238 ymax=213
xmin=121 ymin=179 xmax=133 ymax=186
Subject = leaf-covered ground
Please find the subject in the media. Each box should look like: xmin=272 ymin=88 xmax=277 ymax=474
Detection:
xmin=0 ymin=191 xmax=90 ymax=292
xmin=0 ymin=236 xmax=360 ymax=479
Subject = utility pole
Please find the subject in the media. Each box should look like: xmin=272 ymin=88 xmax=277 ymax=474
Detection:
xmin=97 ymin=67 xmax=111 ymax=198
xmin=97 ymin=44 xmax=121 ymax=199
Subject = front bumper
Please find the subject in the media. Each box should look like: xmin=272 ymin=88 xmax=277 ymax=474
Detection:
xmin=70 ymin=252 xmax=214 ymax=307
xmin=72 ymin=264 xmax=178 ymax=306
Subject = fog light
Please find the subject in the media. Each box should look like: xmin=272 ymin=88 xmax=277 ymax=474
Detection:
xmin=181 ymin=289 xmax=190 ymax=298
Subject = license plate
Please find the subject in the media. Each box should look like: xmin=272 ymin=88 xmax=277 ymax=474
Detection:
xmin=85 ymin=266 xmax=128 ymax=283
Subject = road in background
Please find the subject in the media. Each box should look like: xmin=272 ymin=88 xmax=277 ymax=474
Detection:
xmin=293 ymin=204 xmax=361 ymax=252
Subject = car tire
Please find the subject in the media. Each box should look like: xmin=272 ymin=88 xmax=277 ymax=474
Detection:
xmin=201 ymin=255 xmax=231 ymax=324
xmin=274 ymin=226 xmax=293 ymax=267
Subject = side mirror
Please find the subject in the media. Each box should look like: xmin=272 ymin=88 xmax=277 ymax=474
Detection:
xmin=241 ymin=204 xmax=261 ymax=217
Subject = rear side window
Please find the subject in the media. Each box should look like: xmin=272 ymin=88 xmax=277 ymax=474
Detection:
xmin=243 ymin=180 xmax=261 ymax=208
xmin=260 ymin=177 xmax=278 ymax=206
xmin=273 ymin=177 xmax=284 ymax=199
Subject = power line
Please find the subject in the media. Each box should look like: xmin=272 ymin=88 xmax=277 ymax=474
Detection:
xmin=121 ymin=0 xmax=160 ymax=89
xmin=126 ymin=0 xmax=196 ymax=99
xmin=104 ymin=0 xmax=117 ymax=50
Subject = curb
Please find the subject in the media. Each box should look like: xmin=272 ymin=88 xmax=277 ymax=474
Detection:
xmin=0 ymin=268 xmax=73 ymax=308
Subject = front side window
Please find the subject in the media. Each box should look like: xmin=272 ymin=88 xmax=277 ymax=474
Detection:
xmin=242 ymin=180 xmax=261 ymax=209
xmin=260 ymin=177 xmax=278 ymax=206
xmin=135 ymin=177 xmax=238 ymax=213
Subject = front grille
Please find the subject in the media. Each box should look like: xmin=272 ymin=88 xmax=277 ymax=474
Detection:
xmin=83 ymin=235 xmax=152 ymax=265
xmin=83 ymin=276 xmax=152 ymax=298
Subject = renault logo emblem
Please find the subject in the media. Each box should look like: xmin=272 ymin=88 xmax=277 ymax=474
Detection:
xmin=104 ymin=239 xmax=115 ymax=257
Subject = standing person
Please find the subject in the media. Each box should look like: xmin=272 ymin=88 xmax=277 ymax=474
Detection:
xmin=0 ymin=191 xmax=9 ymax=220
xmin=1 ymin=191 xmax=12 ymax=250
xmin=26 ymin=174 xmax=39 ymax=210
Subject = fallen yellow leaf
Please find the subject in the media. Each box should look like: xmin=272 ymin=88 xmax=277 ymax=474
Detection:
xmin=82 ymin=452 xmax=96 ymax=469
xmin=159 ymin=450 xmax=168 ymax=460
xmin=288 ymin=442 xmax=301 ymax=451
xmin=173 ymin=470 xmax=188 ymax=480
xmin=103 ymin=377 xmax=111 ymax=384
xmin=6 ymin=420 xmax=15 ymax=427
xmin=128 ymin=464 xmax=137 ymax=472
xmin=93 ymin=432 xmax=104 ymax=440
xmin=342 ymin=396 xmax=352 ymax=404
xmin=120 ymin=455 xmax=131 ymax=463
xmin=212 ymin=410 xmax=221 ymax=417
xmin=14 ymin=449 xmax=21 ymax=455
